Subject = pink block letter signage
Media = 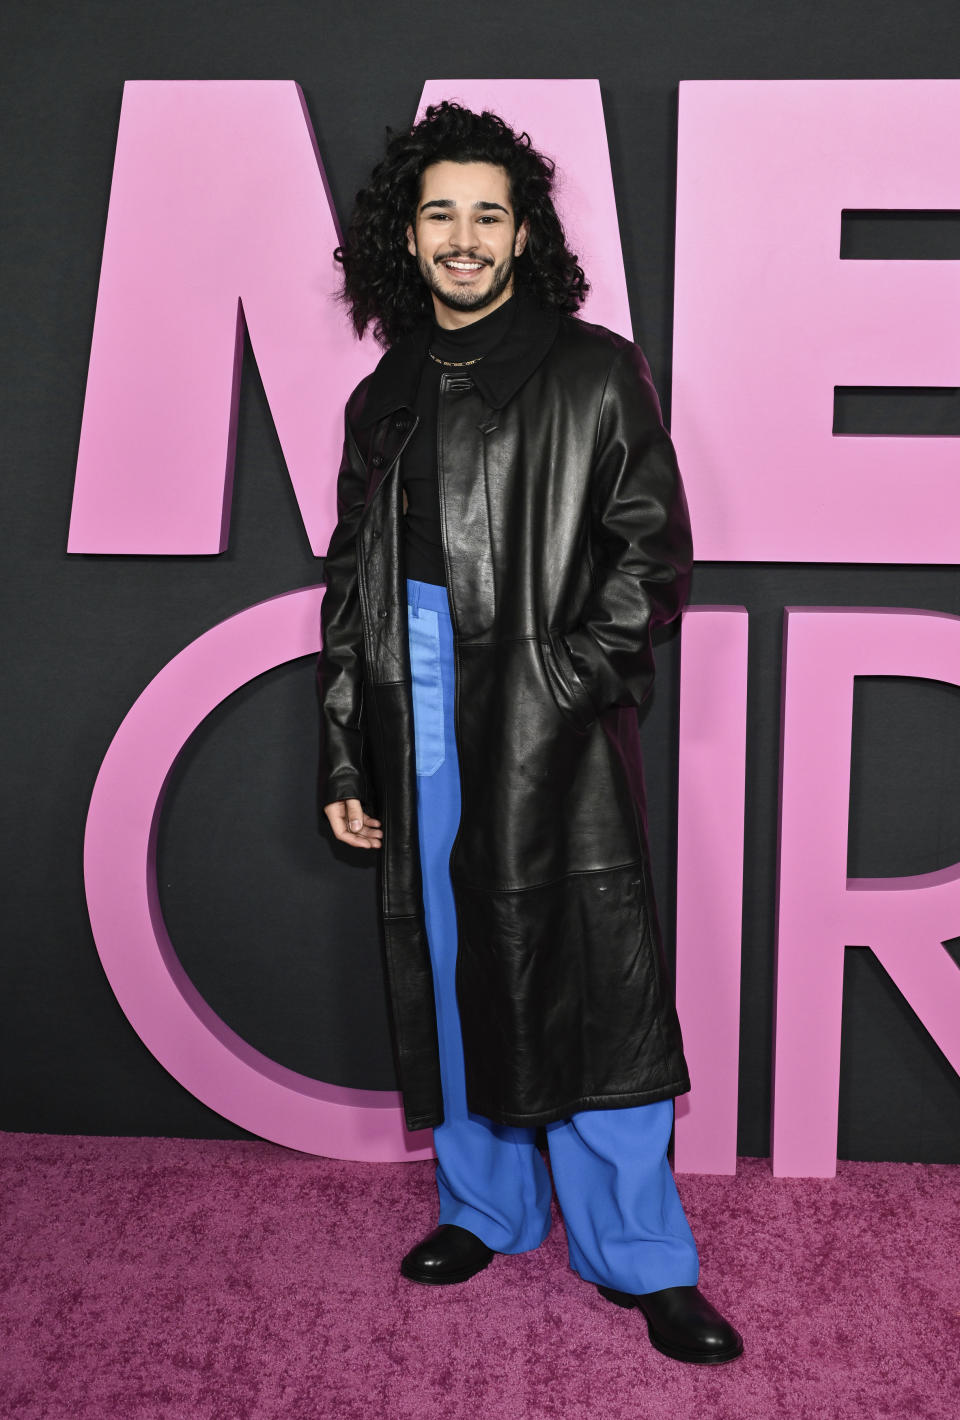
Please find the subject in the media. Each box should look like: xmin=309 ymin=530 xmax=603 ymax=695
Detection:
xmin=83 ymin=588 xmax=434 ymax=1163
xmin=774 ymin=609 xmax=960 ymax=1177
xmin=670 ymin=79 xmax=960 ymax=1176
xmin=68 ymin=80 xmax=373 ymax=555
xmin=672 ymin=80 xmax=960 ymax=562
xmin=673 ymin=608 xmax=749 ymax=1176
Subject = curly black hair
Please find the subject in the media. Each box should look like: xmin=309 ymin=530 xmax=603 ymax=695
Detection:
xmin=334 ymin=100 xmax=589 ymax=346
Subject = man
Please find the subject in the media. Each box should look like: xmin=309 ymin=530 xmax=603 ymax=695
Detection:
xmin=317 ymin=101 xmax=742 ymax=1366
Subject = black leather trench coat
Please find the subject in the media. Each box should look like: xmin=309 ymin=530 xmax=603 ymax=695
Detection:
xmin=317 ymin=293 xmax=694 ymax=1133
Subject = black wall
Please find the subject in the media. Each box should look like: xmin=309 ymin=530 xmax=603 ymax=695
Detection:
xmin=3 ymin=0 xmax=959 ymax=1161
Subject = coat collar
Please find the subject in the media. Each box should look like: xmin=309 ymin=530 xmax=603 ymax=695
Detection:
xmin=356 ymin=285 xmax=561 ymax=429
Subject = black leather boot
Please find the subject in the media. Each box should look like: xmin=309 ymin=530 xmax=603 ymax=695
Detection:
xmin=400 ymin=1223 xmax=496 ymax=1285
xmin=596 ymin=1283 xmax=744 ymax=1364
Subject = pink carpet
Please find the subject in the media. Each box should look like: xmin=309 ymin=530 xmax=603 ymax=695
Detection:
xmin=1 ymin=1133 xmax=957 ymax=1419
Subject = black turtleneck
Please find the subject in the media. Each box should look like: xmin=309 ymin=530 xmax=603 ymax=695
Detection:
xmin=402 ymin=294 xmax=517 ymax=587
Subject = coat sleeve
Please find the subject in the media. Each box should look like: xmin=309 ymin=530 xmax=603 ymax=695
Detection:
xmin=316 ymin=402 xmax=373 ymax=810
xmin=553 ymin=340 xmax=693 ymax=730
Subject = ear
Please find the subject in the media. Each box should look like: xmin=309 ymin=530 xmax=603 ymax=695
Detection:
xmin=406 ymin=222 xmax=417 ymax=258
xmin=514 ymin=216 xmax=529 ymax=258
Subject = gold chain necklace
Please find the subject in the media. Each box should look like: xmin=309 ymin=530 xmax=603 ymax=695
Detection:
xmin=427 ymin=349 xmax=486 ymax=368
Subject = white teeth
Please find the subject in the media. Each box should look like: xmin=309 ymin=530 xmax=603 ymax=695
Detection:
xmin=445 ymin=261 xmax=483 ymax=270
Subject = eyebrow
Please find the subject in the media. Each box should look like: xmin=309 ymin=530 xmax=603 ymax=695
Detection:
xmin=419 ymin=198 xmax=510 ymax=215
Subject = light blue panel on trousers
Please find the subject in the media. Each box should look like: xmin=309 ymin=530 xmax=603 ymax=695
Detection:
xmin=406 ymin=576 xmax=700 ymax=1293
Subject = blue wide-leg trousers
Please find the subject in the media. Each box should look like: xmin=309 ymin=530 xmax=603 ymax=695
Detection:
xmin=406 ymin=576 xmax=700 ymax=1294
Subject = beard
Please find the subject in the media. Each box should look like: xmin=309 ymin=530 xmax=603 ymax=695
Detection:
xmin=416 ymin=248 xmax=516 ymax=314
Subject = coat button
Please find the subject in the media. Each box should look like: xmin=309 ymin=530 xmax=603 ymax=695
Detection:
xmin=378 ymin=607 xmax=387 ymax=619
xmin=372 ymin=528 xmax=381 ymax=539
xmin=370 ymin=453 xmax=384 ymax=468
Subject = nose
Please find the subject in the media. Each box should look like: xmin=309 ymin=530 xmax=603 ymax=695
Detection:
xmin=448 ymin=213 xmax=477 ymax=251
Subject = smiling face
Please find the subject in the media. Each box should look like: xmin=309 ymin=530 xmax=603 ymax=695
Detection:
xmin=405 ymin=160 xmax=529 ymax=327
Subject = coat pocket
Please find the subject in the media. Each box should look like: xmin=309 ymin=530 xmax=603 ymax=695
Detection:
xmin=540 ymin=630 xmax=598 ymax=734
xmin=407 ymin=605 xmax=446 ymax=776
